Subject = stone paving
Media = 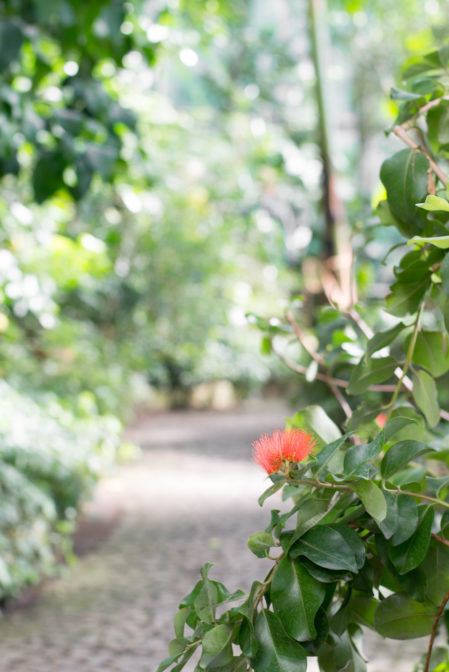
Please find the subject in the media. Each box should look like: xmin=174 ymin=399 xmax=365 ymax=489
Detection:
xmin=0 ymin=403 xmax=430 ymax=671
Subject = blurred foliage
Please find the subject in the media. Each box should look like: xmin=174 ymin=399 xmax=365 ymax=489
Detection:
xmin=1 ymin=0 xmax=449 ymax=599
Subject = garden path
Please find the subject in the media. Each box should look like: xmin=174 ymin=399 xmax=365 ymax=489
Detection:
xmin=0 ymin=403 xmax=428 ymax=671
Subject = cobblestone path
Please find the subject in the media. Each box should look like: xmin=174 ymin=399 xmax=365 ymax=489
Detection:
xmin=0 ymin=404 xmax=429 ymax=671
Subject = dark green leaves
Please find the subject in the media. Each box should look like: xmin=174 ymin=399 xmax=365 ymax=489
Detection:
xmin=271 ymin=558 xmax=325 ymax=641
xmin=374 ymin=594 xmax=435 ymax=639
xmin=253 ymin=610 xmax=307 ymax=672
xmin=381 ymin=440 xmax=431 ymax=480
xmin=343 ymin=433 xmax=384 ymax=477
xmin=351 ymin=480 xmax=386 ymax=523
xmin=380 ymin=149 xmax=429 ymax=236
xmin=348 ymin=357 xmax=396 ymax=395
xmin=290 ymin=524 xmax=365 ymax=573
xmin=388 ymin=507 xmax=434 ymax=574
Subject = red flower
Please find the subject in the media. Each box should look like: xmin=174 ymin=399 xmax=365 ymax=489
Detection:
xmin=252 ymin=429 xmax=316 ymax=474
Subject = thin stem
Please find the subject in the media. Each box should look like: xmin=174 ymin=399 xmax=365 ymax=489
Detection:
xmin=385 ymin=488 xmax=449 ymax=511
xmin=393 ymin=125 xmax=448 ymax=186
xmin=286 ymin=310 xmax=353 ymax=418
xmin=431 ymin=533 xmax=449 ymax=549
xmin=424 ymin=586 xmax=449 ymax=672
xmin=274 ymin=346 xmax=402 ymax=392
xmin=385 ymin=306 xmax=423 ymax=423
xmin=290 ymin=476 xmax=352 ymax=493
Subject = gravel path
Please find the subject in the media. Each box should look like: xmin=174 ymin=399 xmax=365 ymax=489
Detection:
xmin=0 ymin=404 xmax=430 ymax=671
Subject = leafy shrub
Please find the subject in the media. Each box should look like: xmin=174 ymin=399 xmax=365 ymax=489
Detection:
xmin=0 ymin=382 xmax=122 ymax=600
xmin=158 ymin=45 xmax=449 ymax=672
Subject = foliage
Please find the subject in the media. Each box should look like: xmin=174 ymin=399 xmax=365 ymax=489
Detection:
xmin=0 ymin=381 xmax=121 ymax=600
xmin=158 ymin=45 xmax=449 ymax=672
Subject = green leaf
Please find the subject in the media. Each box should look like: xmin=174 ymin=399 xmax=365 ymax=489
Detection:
xmin=271 ymin=557 xmax=325 ymax=641
xmin=200 ymin=624 xmax=233 ymax=669
xmin=253 ymin=610 xmax=307 ymax=672
xmin=343 ymin=432 xmax=384 ymax=477
xmin=248 ymin=531 xmax=274 ymax=558
xmin=174 ymin=608 xmax=189 ymax=639
xmin=366 ymin=323 xmax=407 ymax=358
xmin=409 ymin=235 xmax=449 ymax=249
xmin=417 ymin=195 xmax=449 ymax=212
xmin=258 ymin=480 xmax=285 ymax=507
xmin=194 ymin=571 xmax=218 ymax=624
xmin=392 ymin=494 xmax=419 ymax=545
xmin=380 ymin=149 xmax=429 ymax=234
xmin=317 ymin=629 xmax=366 ymax=672
xmin=384 ymin=416 xmax=416 ymax=441
xmin=351 ymin=480 xmax=387 ymax=523
xmin=389 ymin=507 xmax=434 ymax=574
xmin=294 ymin=493 xmax=342 ymax=537
xmin=422 ymin=541 xmax=449 ymax=605
xmin=412 ymin=370 xmax=440 ymax=427
xmin=290 ymin=524 xmax=365 ymax=573
xmin=410 ymin=331 xmax=449 ymax=377
xmin=381 ymin=440 xmax=431 ymax=480
xmin=286 ymin=406 xmax=341 ymax=447
xmin=379 ymin=491 xmax=398 ymax=539
xmin=348 ymin=357 xmax=397 ymax=395
xmin=374 ymin=593 xmax=435 ymax=639
xmin=386 ymin=277 xmax=430 ymax=317
xmin=313 ymin=435 xmax=348 ymax=476
xmin=350 ymin=595 xmax=379 ymax=630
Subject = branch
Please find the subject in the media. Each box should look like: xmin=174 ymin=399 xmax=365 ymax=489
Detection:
xmin=404 ymin=96 xmax=449 ymax=127
xmin=431 ymin=533 xmax=449 ymax=549
xmin=393 ymin=125 xmax=448 ymax=186
xmin=273 ymin=345 xmax=402 ymax=393
xmin=286 ymin=310 xmax=352 ymax=419
xmin=424 ymin=585 xmax=449 ymax=672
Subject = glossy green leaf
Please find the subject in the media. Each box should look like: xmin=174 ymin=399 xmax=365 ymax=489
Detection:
xmin=422 ymin=540 xmax=449 ymax=605
xmin=391 ymin=495 xmax=419 ymax=545
xmin=290 ymin=524 xmax=365 ymax=572
xmin=389 ymin=507 xmax=434 ymax=574
xmin=348 ymin=357 xmax=397 ymax=395
xmin=366 ymin=323 xmax=407 ymax=357
xmin=194 ymin=573 xmax=218 ymax=624
xmin=271 ymin=557 xmax=325 ymax=641
xmin=317 ymin=629 xmax=366 ymax=672
xmin=412 ymin=370 xmax=440 ymax=427
xmin=379 ymin=491 xmax=398 ymax=539
xmin=374 ymin=593 xmax=435 ymax=639
xmin=200 ymin=624 xmax=233 ymax=669
xmin=343 ymin=432 xmax=384 ymax=476
xmin=248 ymin=531 xmax=274 ymax=558
xmin=351 ymin=480 xmax=387 ymax=523
xmin=381 ymin=440 xmax=431 ymax=480
xmin=350 ymin=595 xmax=379 ymax=630
xmin=313 ymin=435 xmax=348 ymax=476
xmin=409 ymin=235 xmax=449 ymax=249
xmin=417 ymin=195 xmax=449 ymax=212
xmin=410 ymin=331 xmax=449 ymax=377
xmin=380 ymin=149 xmax=429 ymax=233
xmin=385 ymin=277 xmax=429 ymax=317
xmin=253 ymin=610 xmax=307 ymax=672
xmin=258 ymin=480 xmax=284 ymax=507
xmin=287 ymin=406 xmax=341 ymax=447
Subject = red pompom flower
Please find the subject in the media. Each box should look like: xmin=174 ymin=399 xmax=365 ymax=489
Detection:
xmin=252 ymin=429 xmax=316 ymax=474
